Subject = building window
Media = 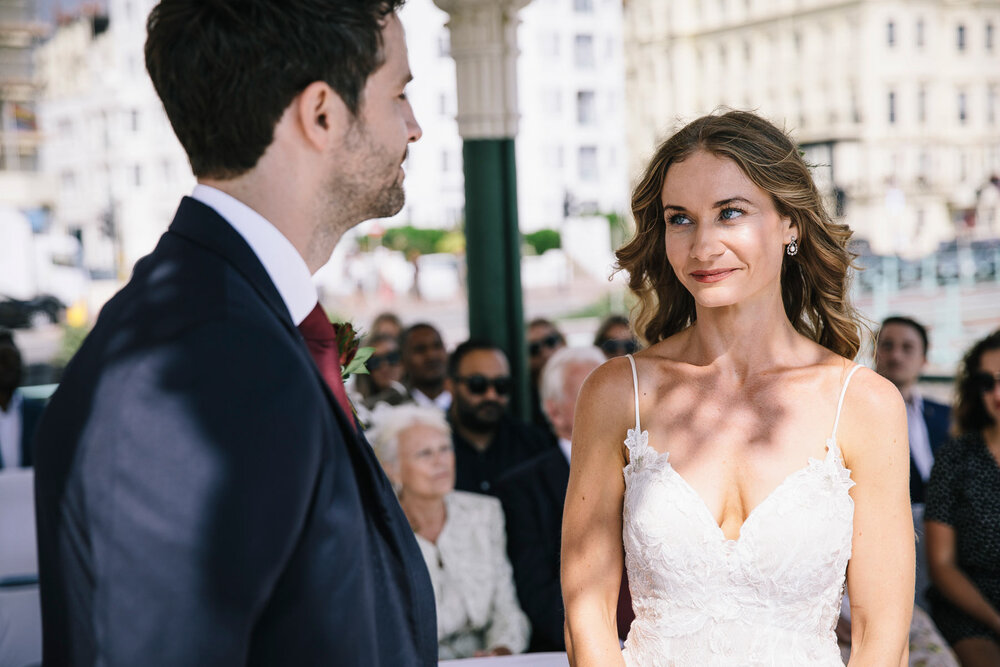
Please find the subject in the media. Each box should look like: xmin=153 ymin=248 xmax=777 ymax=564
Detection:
xmin=441 ymin=150 xmax=450 ymax=172
xmin=576 ymin=91 xmax=596 ymax=125
xmin=133 ymin=164 xmax=143 ymax=187
xmin=888 ymin=90 xmax=897 ymax=124
xmin=574 ymin=34 xmax=595 ymax=68
xmin=887 ymin=20 xmax=895 ymax=47
xmin=540 ymin=32 xmax=559 ymax=58
xmin=543 ymin=89 xmax=562 ymax=113
xmin=130 ymin=109 xmax=140 ymax=132
xmin=916 ymin=18 xmax=924 ymax=47
xmin=957 ymin=24 xmax=966 ymax=51
xmin=438 ymin=93 xmax=448 ymax=115
xmin=578 ymin=146 xmax=598 ymax=181
xmin=989 ymin=86 xmax=996 ymax=125
xmin=574 ymin=0 xmax=594 ymax=12
xmin=958 ymin=91 xmax=967 ymax=124
xmin=918 ymin=86 xmax=927 ymax=124
xmin=438 ymin=32 xmax=450 ymax=57
xmin=988 ymin=22 xmax=995 ymax=51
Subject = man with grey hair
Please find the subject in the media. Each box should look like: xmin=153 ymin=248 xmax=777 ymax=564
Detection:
xmin=495 ymin=346 xmax=605 ymax=651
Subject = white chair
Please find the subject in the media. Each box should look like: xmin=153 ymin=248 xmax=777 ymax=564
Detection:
xmin=0 ymin=469 xmax=41 ymax=666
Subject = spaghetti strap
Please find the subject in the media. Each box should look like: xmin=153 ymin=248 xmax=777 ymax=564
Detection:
xmin=626 ymin=353 xmax=641 ymax=432
xmin=830 ymin=364 xmax=862 ymax=441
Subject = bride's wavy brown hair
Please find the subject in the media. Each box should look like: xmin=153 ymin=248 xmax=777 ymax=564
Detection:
xmin=619 ymin=110 xmax=863 ymax=359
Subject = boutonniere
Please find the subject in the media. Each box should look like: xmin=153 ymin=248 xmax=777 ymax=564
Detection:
xmin=331 ymin=321 xmax=375 ymax=381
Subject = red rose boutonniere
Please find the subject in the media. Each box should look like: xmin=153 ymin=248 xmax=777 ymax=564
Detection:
xmin=331 ymin=321 xmax=375 ymax=381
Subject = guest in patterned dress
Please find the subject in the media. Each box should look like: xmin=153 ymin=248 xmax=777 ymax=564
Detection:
xmin=370 ymin=404 xmax=530 ymax=659
xmin=926 ymin=330 xmax=1000 ymax=667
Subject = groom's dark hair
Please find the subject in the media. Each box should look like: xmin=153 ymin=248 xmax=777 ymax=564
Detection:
xmin=145 ymin=0 xmax=405 ymax=180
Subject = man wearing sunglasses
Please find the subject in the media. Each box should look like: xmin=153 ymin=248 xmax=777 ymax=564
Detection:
xmin=447 ymin=340 xmax=553 ymax=495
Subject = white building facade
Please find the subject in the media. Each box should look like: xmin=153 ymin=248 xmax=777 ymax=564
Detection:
xmin=397 ymin=0 xmax=629 ymax=233
xmin=623 ymin=0 xmax=1000 ymax=256
xmin=36 ymin=0 xmax=194 ymax=276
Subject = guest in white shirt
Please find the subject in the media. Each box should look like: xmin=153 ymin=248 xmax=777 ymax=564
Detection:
xmin=370 ymin=404 xmax=528 ymax=659
xmin=875 ymin=315 xmax=952 ymax=612
xmin=400 ymin=324 xmax=452 ymax=411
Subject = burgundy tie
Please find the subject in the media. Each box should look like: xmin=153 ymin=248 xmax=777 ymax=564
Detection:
xmin=298 ymin=303 xmax=354 ymax=420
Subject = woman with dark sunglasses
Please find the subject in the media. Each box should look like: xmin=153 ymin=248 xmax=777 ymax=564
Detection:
xmin=353 ymin=333 xmax=410 ymax=410
xmin=925 ymin=330 xmax=1000 ymax=666
xmin=593 ymin=314 xmax=639 ymax=360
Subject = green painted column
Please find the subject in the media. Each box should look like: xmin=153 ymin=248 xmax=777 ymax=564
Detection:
xmin=434 ymin=0 xmax=532 ymax=420
xmin=463 ymin=138 xmax=528 ymax=419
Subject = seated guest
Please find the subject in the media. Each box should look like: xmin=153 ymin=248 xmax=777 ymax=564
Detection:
xmin=370 ymin=311 xmax=403 ymax=340
xmin=448 ymin=340 xmax=552 ymax=494
xmin=352 ymin=333 xmax=410 ymax=410
xmin=371 ymin=404 xmax=529 ymax=659
xmin=400 ymin=323 xmax=452 ymax=410
xmin=0 ymin=330 xmax=46 ymax=469
xmin=875 ymin=315 xmax=951 ymax=611
xmin=594 ymin=314 xmax=638 ymax=359
xmin=875 ymin=316 xmax=951 ymax=504
xmin=926 ymin=330 xmax=1000 ymax=666
xmin=525 ymin=318 xmax=566 ymax=431
xmin=495 ymin=346 xmax=606 ymax=652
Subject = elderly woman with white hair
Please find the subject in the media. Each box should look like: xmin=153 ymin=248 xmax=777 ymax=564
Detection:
xmin=370 ymin=404 xmax=530 ymax=659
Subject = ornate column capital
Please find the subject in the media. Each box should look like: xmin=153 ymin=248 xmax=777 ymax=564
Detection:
xmin=432 ymin=0 xmax=533 ymax=139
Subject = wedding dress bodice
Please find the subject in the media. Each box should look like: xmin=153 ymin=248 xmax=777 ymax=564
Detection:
xmin=621 ymin=356 xmax=859 ymax=666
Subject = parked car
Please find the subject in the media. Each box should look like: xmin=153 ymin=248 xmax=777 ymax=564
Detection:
xmin=0 ymin=295 xmax=65 ymax=329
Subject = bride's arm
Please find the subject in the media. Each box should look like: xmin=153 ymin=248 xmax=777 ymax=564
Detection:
xmin=839 ymin=368 xmax=913 ymax=667
xmin=561 ymin=359 xmax=632 ymax=667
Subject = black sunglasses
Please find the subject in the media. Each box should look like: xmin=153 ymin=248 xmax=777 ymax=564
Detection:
xmin=601 ymin=339 xmax=638 ymax=356
xmin=367 ymin=350 xmax=401 ymax=370
xmin=455 ymin=374 xmax=512 ymax=396
xmin=972 ymin=371 xmax=1000 ymax=393
xmin=529 ymin=333 xmax=562 ymax=357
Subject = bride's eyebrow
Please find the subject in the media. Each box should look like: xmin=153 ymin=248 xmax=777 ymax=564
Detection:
xmin=662 ymin=197 xmax=753 ymax=211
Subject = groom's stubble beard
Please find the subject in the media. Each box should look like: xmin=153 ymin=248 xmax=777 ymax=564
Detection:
xmin=324 ymin=118 xmax=406 ymax=231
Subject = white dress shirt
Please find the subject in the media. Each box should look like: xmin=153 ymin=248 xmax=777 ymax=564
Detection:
xmin=906 ymin=390 xmax=934 ymax=482
xmin=0 ymin=392 xmax=23 ymax=469
xmin=191 ymin=185 xmax=316 ymax=326
xmin=558 ymin=437 xmax=572 ymax=465
xmin=412 ymin=388 xmax=452 ymax=411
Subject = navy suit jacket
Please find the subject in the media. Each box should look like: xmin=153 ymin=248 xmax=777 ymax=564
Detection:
xmin=911 ymin=397 xmax=951 ymax=504
xmin=33 ymin=198 xmax=437 ymax=666
xmin=495 ymin=447 xmax=569 ymax=652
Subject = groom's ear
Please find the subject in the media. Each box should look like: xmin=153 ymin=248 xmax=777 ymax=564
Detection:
xmin=294 ymin=81 xmax=351 ymax=151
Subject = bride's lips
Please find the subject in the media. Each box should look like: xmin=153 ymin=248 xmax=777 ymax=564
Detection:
xmin=690 ymin=268 xmax=738 ymax=283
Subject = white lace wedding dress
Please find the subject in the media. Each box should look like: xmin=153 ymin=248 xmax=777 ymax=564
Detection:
xmin=621 ymin=355 xmax=860 ymax=666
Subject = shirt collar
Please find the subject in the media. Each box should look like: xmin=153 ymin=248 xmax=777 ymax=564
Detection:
xmin=191 ymin=184 xmax=316 ymax=326
xmin=558 ymin=437 xmax=572 ymax=464
xmin=906 ymin=387 xmax=924 ymax=411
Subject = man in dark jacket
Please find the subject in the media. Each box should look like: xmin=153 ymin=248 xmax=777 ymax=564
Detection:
xmin=32 ymin=2 xmax=436 ymax=664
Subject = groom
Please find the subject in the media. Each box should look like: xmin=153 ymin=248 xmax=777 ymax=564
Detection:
xmin=32 ymin=1 xmax=436 ymax=664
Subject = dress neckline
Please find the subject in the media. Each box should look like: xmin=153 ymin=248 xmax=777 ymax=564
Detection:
xmin=623 ymin=355 xmax=860 ymax=543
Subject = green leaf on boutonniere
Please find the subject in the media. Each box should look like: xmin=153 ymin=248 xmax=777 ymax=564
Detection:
xmin=342 ymin=346 xmax=374 ymax=379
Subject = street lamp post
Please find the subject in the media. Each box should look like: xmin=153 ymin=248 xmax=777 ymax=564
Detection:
xmin=433 ymin=0 xmax=532 ymax=420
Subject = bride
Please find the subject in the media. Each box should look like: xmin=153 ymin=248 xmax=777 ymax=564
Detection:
xmin=561 ymin=111 xmax=914 ymax=666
